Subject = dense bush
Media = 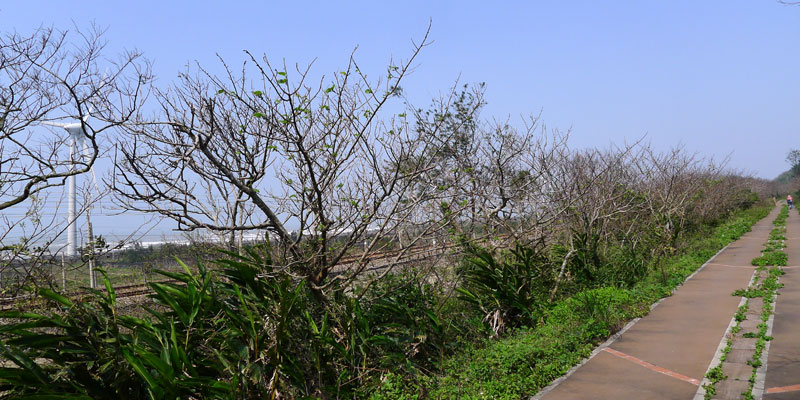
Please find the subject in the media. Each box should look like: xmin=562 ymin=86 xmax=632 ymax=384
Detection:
xmin=0 ymin=248 xmax=455 ymax=399
xmin=426 ymin=287 xmax=647 ymax=400
xmin=457 ymin=244 xmax=555 ymax=335
xmin=370 ymin=203 xmax=771 ymax=399
xmin=0 ymin=203 xmax=772 ymax=399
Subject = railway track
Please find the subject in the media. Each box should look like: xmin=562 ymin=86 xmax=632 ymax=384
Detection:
xmin=0 ymin=279 xmax=180 ymax=310
xmin=0 ymin=243 xmax=460 ymax=310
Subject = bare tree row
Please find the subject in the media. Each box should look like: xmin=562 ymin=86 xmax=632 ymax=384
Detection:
xmin=1 ymin=25 xmax=774 ymax=302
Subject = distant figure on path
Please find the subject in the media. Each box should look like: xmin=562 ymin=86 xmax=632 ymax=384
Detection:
xmin=788 ymin=194 xmax=793 ymax=209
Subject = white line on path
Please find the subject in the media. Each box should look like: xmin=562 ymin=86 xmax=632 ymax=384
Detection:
xmin=752 ymin=291 xmax=777 ymax=399
xmin=531 ymin=243 xmax=731 ymax=400
xmin=693 ymin=270 xmax=758 ymax=400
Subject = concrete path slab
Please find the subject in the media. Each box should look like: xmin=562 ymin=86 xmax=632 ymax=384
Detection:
xmin=610 ymin=263 xmax=757 ymax=380
xmin=540 ymin=350 xmax=699 ymax=399
xmin=764 ymin=208 xmax=800 ymax=399
xmin=536 ymin=207 xmax=778 ymax=400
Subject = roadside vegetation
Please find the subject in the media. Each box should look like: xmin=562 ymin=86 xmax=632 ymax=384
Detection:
xmin=0 ymin=203 xmax=771 ymax=399
xmin=402 ymin=204 xmax=771 ymax=399
xmin=0 ymin=25 xmax=785 ymax=399
xmin=751 ymin=205 xmax=788 ymax=267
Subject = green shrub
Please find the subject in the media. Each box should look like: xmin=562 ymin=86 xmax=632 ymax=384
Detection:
xmin=0 ymin=248 xmax=453 ymax=399
xmin=0 ymin=202 xmax=773 ymax=399
xmin=457 ymin=244 xmax=555 ymax=334
xmin=411 ymin=203 xmax=770 ymax=399
xmin=751 ymin=251 xmax=788 ymax=267
xmin=423 ymin=287 xmax=647 ymax=399
xmin=0 ymin=285 xmax=147 ymax=399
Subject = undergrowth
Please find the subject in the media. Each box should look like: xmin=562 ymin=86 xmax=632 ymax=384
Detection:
xmin=372 ymin=204 xmax=772 ymax=399
xmin=0 ymin=203 xmax=773 ymax=399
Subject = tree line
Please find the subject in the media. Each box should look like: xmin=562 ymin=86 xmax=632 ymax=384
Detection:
xmin=0 ymin=25 xmax=785 ymax=398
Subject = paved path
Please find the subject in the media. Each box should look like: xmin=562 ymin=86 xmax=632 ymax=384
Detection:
xmin=535 ymin=206 xmax=780 ymax=400
xmin=764 ymin=208 xmax=800 ymax=399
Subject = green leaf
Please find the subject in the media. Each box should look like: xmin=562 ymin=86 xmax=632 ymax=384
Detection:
xmin=325 ymin=85 xmax=335 ymax=93
xmin=252 ymin=90 xmax=263 ymax=97
xmin=278 ymin=79 xmax=288 ymax=84
xmin=177 ymin=257 xmax=193 ymax=276
xmin=306 ymin=312 xmax=319 ymax=334
xmin=103 ymin=275 xmax=116 ymax=306
xmin=153 ymin=269 xmax=191 ymax=283
xmin=122 ymin=348 xmax=159 ymax=390
xmin=364 ymin=89 xmax=373 ymax=94
xmin=7 ymin=334 xmax=77 ymax=349
xmin=234 ymin=286 xmax=258 ymax=338
xmin=277 ymin=71 xmax=287 ymax=76
xmin=150 ymin=284 xmax=189 ymax=325
xmin=14 ymin=394 xmax=93 ymax=399
xmin=0 ymin=341 xmax=51 ymax=384
xmin=424 ymin=310 xmax=441 ymax=329
xmin=38 ymin=288 xmax=73 ymax=308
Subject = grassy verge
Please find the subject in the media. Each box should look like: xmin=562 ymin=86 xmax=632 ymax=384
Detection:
xmin=746 ymin=267 xmax=782 ymax=398
xmin=751 ymin=205 xmax=788 ymax=267
xmin=53 ymin=263 xmax=186 ymax=291
xmin=372 ymin=203 xmax=773 ymax=399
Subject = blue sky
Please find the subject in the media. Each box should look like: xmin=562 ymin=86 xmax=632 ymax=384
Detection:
xmin=4 ymin=0 xmax=800 ymax=242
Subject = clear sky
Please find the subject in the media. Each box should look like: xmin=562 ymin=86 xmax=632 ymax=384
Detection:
xmin=3 ymin=0 xmax=800 ymax=242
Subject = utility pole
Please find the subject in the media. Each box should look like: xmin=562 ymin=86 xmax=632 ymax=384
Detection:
xmin=61 ymin=253 xmax=66 ymax=290
xmin=85 ymin=210 xmax=95 ymax=289
xmin=238 ymin=230 xmax=244 ymax=256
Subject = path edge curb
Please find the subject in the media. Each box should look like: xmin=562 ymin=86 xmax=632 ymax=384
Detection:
xmin=752 ymin=299 xmax=776 ymax=399
xmin=692 ymin=270 xmax=759 ymax=400
xmin=531 ymin=243 xmax=732 ymax=400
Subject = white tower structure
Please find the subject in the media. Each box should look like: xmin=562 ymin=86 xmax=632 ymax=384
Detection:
xmin=43 ymin=115 xmax=91 ymax=257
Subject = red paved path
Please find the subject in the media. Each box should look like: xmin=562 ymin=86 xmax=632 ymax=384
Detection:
xmin=536 ymin=207 xmax=778 ymax=400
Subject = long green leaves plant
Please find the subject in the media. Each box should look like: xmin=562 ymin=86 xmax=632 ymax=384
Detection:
xmin=0 ymin=245 xmax=452 ymax=399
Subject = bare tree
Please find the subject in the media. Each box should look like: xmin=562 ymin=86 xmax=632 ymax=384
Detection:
xmin=547 ymin=144 xmax=643 ymax=285
xmin=0 ymin=25 xmax=150 ymax=211
xmin=410 ymin=84 xmax=575 ymax=249
xmin=0 ymin=25 xmax=151 ymax=293
xmin=628 ymin=145 xmax=727 ymax=283
xmin=112 ymin=28 xmax=466 ymax=299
